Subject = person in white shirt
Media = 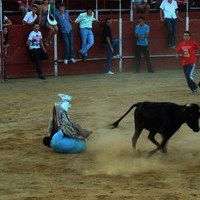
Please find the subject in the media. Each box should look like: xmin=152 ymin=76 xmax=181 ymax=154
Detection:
xmin=23 ymin=4 xmax=38 ymax=25
xmin=75 ymin=9 xmax=96 ymax=60
xmin=26 ymin=23 xmax=47 ymax=80
xmin=160 ymin=0 xmax=182 ymax=49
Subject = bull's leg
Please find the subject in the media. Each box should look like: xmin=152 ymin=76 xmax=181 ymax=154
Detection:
xmin=132 ymin=127 xmax=143 ymax=150
xmin=148 ymin=137 xmax=169 ymax=157
xmin=148 ymin=132 xmax=160 ymax=147
xmin=160 ymin=136 xmax=170 ymax=153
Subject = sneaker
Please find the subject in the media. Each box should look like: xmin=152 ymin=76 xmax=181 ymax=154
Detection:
xmin=70 ymin=58 xmax=76 ymax=63
xmin=148 ymin=69 xmax=154 ymax=73
xmin=170 ymin=46 xmax=176 ymax=49
xmin=192 ymin=89 xmax=198 ymax=95
xmin=105 ymin=71 xmax=114 ymax=75
xmin=82 ymin=55 xmax=88 ymax=61
xmin=78 ymin=50 xmax=83 ymax=59
xmin=39 ymin=75 xmax=46 ymax=80
xmin=113 ymin=54 xmax=120 ymax=58
xmin=64 ymin=59 xmax=68 ymax=64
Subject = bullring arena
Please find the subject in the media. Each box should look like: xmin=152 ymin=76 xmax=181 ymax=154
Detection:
xmin=1 ymin=0 xmax=200 ymax=199
xmin=1 ymin=70 xmax=200 ymax=200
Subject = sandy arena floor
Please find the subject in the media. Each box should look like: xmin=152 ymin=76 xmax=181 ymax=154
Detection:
xmin=0 ymin=69 xmax=200 ymax=200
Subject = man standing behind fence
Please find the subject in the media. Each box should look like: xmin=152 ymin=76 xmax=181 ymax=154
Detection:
xmin=26 ymin=23 xmax=47 ymax=80
xmin=75 ymin=9 xmax=96 ymax=60
xmin=102 ymin=18 xmax=119 ymax=75
xmin=135 ymin=16 xmax=154 ymax=73
xmin=55 ymin=3 xmax=76 ymax=65
xmin=160 ymin=0 xmax=182 ymax=49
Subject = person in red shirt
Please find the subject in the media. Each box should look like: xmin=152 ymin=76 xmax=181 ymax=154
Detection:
xmin=176 ymin=31 xmax=200 ymax=94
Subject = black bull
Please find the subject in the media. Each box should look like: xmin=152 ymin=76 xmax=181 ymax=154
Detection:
xmin=111 ymin=102 xmax=200 ymax=156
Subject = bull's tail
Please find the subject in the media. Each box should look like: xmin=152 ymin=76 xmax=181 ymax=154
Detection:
xmin=110 ymin=103 xmax=140 ymax=129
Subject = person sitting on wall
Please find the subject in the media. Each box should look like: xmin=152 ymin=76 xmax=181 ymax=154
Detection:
xmin=75 ymin=9 xmax=97 ymax=61
xmin=23 ymin=4 xmax=38 ymax=25
xmin=131 ymin=0 xmax=151 ymax=15
xmin=38 ymin=0 xmax=58 ymax=47
xmin=43 ymin=94 xmax=93 ymax=153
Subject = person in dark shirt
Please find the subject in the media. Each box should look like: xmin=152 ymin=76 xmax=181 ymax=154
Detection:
xmin=102 ymin=18 xmax=119 ymax=75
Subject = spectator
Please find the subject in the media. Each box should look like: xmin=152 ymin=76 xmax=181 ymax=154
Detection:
xmin=17 ymin=0 xmax=36 ymax=16
xmin=191 ymin=0 xmax=199 ymax=7
xmin=26 ymin=23 xmax=47 ymax=80
xmin=131 ymin=0 xmax=150 ymax=15
xmin=75 ymin=9 xmax=97 ymax=60
xmin=3 ymin=27 xmax=9 ymax=57
xmin=38 ymin=0 xmax=58 ymax=47
xmin=160 ymin=0 xmax=182 ymax=49
xmin=135 ymin=16 xmax=154 ymax=73
xmin=55 ymin=3 xmax=76 ymax=64
xmin=102 ymin=18 xmax=119 ymax=75
xmin=3 ymin=15 xmax=12 ymax=56
xmin=23 ymin=4 xmax=38 ymax=25
xmin=176 ymin=31 xmax=200 ymax=94
xmin=177 ymin=0 xmax=187 ymax=12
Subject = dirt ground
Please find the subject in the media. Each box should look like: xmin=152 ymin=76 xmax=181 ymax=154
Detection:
xmin=1 ymin=69 xmax=200 ymax=200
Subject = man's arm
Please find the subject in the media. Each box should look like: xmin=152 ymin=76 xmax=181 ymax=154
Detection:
xmin=26 ymin=39 xmax=31 ymax=47
xmin=30 ymin=0 xmax=35 ymax=7
xmin=160 ymin=9 xmax=164 ymax=21
xmin=40 ymin=38 xmax=47 ymax=53
xmin=176 ymin=44 xmax=182 ymax=59
xmin=3 ymin=17 xmax=12 ymax=27
xmin=74 ymin=13 xmax=83 ymax=23
xmin=106 ymin=36 xmax=114 ymax=53
xmin=175 ymin=10 xmax=183 ymax=21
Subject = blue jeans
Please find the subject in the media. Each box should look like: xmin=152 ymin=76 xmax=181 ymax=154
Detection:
xmin=104 ymin=39 xmax=119 ymax=73
xmin=164 ymin=18 xmax=177 ymax=47
xmin=61 ymin=30 xmax=74 ymax=60
xmin=79 ymin=28 xmax=94 ymax=56
xmin=183 ymin=63 xmax=198 ymax=92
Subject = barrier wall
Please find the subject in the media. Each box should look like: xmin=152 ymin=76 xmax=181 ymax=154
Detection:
xmin=3 ymin=13 xmax=200 ymax=78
